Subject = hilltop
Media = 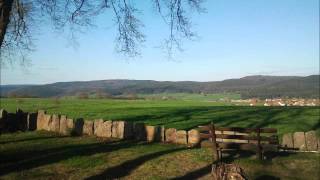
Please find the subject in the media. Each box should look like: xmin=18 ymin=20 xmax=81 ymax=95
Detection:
xmin=1 ymin=75 xmax=319 ymax=99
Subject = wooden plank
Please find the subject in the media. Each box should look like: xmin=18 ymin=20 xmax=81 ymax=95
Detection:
xmin=210 ymin=123 xmax=219 ymax=162
xmin=198 ymin=125 xmax=210 ymax=132
xmin=201 ymin=141 xmax=279 ymax=152
xmin=209 ymin=126 xmax=277 ymax=133
xmin=199 ymin=133 xmax=211 ymax=139
xmin=215 ymin=134 xmax=277 ymax=142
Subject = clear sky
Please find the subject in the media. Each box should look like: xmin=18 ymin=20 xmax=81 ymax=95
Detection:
xmin=1 ymin=0 xmax=319 ymax=85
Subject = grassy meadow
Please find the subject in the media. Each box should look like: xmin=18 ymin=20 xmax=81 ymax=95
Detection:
xmin=0 ymin=131 xmax=319 ymax=180
xmin=0 ymin=98 xmax=319 ymax=136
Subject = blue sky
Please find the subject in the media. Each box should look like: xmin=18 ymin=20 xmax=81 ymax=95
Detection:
xmin=1 ymin=0 xmax=319 ymax=85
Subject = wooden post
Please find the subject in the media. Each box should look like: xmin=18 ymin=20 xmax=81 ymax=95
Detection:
xmin=257 ymin=128 xmax=262 ymax=160
xmin=210 ymin=122 xmax=219 ymax=162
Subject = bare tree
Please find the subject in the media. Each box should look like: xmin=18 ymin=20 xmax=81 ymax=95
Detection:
xmin=0 ymin=0 xmax=204 ymax=62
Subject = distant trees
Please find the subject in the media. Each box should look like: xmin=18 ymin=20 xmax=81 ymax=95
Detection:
xmin=0 ymin=0 xmax=205 ymax=63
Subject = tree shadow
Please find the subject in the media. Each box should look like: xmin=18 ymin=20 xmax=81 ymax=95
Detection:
xmin=254 ymin=174 xmax=280 ymax=180
xmin=0 ymin=139 xmax=148 ymax=176
xmin=171 ymin=149 xmax=294 ymax=180
xmin=0 ymin=134 xmax=68 ymax=145
xmin=170 ymin=165 xmax=212 ymax=180
xmin=85 ymin=147 xmax=186 ymax=179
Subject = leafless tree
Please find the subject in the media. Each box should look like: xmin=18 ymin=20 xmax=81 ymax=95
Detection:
xmin=0 ymin=0 xmax=204 ymax=63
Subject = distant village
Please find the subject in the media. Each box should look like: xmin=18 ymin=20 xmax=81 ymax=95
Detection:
xmin=231 ymin=98 xmax=320 ymax=106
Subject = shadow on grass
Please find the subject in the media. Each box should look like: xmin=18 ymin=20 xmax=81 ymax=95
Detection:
xmin=170 ymin=164 xmax=212 ymax=180
xmin=171 ymin=149 xmax=297 ymax=180
xmin=0 ymin=135 xmax=68 ymax=145
xmin=0 ymin=139 xmax=147 ymax=176
xmin=255 ymin=175 xmax=280 ymax=180
xmin=85 ymin=147 xmax=187 ymax=179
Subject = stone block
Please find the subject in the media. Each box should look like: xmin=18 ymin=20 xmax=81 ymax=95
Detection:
xmin=27 ymin=113 xmax=38 ymax=131
xmin=7 ymin=112 xmax=18 ymax=132
xmin=16 ymin=109 xmax=28 ymax=131
xmin=188 ymin=129 xmax=200 ymax=146
xmin=49 ymin=114 xmax=60 ymax=132
xmin=0 ymin=109 xmax=8 ymax=133
xmin=160 ymin=126 xmax=166 ymax=142
xmin=103 ymin=120 xmax=112 ymax=138
xmin=36 ymin=110 xmax=46 ymax=130
xmin=67 ymin=118 xmax=74 ymax=130
xmin=74 ymin=118 xmax=84 ymax=135
xmin=282 ymin=133 xmax=294 ymax=148
xmin=165 ymin=128 xmax=177 ymax=143
xmin=94 ymin=119 xmax=104 ymax=136
xmin=145 ymin=125 xmax=162 ymax=142
xmin=94 ymin=119 xmax=112 ymax=138
xmin=112 ymin=121 xmax=133 ymax=139
xmin=293 ymin=132 xmax=306 ymax=150
xmin=59 ymin=115 xmax=69 ymax=135
xmin=42 ymin=114 xmax=52 ymax=131
xmin=176 ymin=130 xmax=187 ymax=145
xmin=133 ymin=123 xmax=147 ymax=141
xmin=83 ymin=120 xmax=94 ymax=136
xmin=305 ymin=131 xmax=318 ymax=151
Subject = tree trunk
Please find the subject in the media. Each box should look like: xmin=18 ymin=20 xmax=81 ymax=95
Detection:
xmin=0 ymin=0 xmax=14 ymax=48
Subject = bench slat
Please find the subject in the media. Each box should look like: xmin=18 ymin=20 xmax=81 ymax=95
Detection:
xmin=200 ymin=141 xmax=279 ymax=152
xmin=215 ymin=134 xmax=277 ymax=142
xmin=198 ymin=125 xmax=277 ymax=134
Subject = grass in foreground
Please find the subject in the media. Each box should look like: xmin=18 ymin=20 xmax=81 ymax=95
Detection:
xmin=0 ymin=131 xmax=319 ymax=180
xmin=1 ymin=98 xmax=319 ymax=136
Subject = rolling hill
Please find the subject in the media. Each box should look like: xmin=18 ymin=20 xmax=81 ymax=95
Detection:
xmin=1 ymin=75 xmax=319 ymax=98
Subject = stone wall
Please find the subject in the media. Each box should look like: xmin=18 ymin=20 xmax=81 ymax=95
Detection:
xmin=282 ymin=131 xmax=320 ymax=151
xmin=2 ymin=108 xmax=319 ymax=152
xmin=0 ymin=109 xmax=37 ymax=133
xmin=0 ymin=109 xmax=202 ymax=146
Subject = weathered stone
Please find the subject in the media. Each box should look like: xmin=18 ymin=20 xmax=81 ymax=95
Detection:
xmin=27 ymin=113 xmax=38 ymax=131
xmin=67 ymin=118 xmax=74 ymax=130
xmin=49 ymin=114 xmax=60 ymax=132
xmin=102 ymin=121 xmax=112 ymax=138
xmin=7 ymin=112 xmax=18 ymax=132
xmin=94 ymin=119 xmax=112 ymax=138
xmin=282 ymin=133 xmax=294 ymax=148
xmin=176 ymin=130 xmax=188 ymax=144
xmin=16 ymin=109 xmax=28 ymax=131
xmin=160 ymin=126 xmax=166 ymax=142
xmin=36 ymin=110 xmax=46 ymax=130
xmin=112 ymin=121 xmax=120 ymax=138
xmin=293 ymin=132 xmax=306 ymax=150
xmin=0 ymin=109 xmax=6 ymax=119
xmin=42 ymin=114 xmax=52 ymax=131
xmin=83 ymin=120 xmax=94 ymax=136
xmin=305 ymin=131 xmax=318 ymax=151
xmin=74 ymin=118 xmax=84 ymax=135
xmin=146 ymin=126 xmax=161 ymax=142
xmin=112 ymin=121 xmax=133 ymax=139
xmin=0 ymin=109 xmax=8 ymax=133
xmin=188 ymin=129 xmax=200 ymax=146
xmin=165 ymin=128 xmax=177 ymax=143
xmin=59 ymin=115 xmax=69 ymax=135
xmin=133 ymin=123 xmax=147 ymax=141
xmin=94 ymin=119 xmax=104 ymax=136
xmin=146 ymin=125 xmax=155 ymax=142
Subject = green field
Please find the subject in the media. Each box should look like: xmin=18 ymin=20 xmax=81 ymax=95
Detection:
xmin=0 ymin=131 xmax=319 ymax=180
xmin=1 ymin=98 xmax=319 ymax=136
xmin=137 ymin=93 xmax=241 ymax=101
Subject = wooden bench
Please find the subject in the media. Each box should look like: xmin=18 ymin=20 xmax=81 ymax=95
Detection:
xmin=198 ymin=123 xmax=279 ymax=161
